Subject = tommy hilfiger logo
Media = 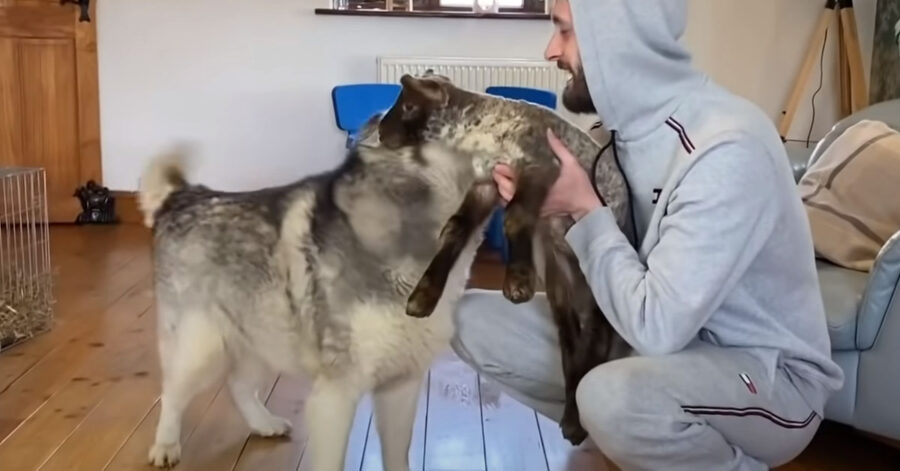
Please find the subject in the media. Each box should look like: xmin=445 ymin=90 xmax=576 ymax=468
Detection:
xmin=740 ymin=372 xmax=757 ymax=394
xmin=652 ymin=188 xmax=662 ymax=204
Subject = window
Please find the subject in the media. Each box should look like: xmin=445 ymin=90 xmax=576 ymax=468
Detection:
xmin=320 ymin=0 xmax=547 ymax=17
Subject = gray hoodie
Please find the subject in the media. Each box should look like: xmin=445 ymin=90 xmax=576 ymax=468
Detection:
xmin=565 ymin=0 xmax=844 ymax=413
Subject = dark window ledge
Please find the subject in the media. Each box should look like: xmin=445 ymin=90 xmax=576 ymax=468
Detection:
xmin=314 ymin=8 xmax=549 ymax=20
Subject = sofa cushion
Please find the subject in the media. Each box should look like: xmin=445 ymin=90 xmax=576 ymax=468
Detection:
xmin=818 ymin=260 xmax=869 ymax=350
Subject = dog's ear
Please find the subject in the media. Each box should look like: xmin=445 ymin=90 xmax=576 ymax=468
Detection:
xmin=379 ymin=74 xmax=449 ymax=149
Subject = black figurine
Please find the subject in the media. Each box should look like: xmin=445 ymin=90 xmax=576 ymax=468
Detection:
xmin=60 ymin=0 xmax=91 ymax=22
xmin=74 ymin=180 xmax=117 ymax=224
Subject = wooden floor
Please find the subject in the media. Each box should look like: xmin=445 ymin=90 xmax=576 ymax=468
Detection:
xmin=0 ymin=224 xmax=898 ymax=471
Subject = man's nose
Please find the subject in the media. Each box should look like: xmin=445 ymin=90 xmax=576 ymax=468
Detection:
xmin=545 ymin=35 xmax=562 ymax=61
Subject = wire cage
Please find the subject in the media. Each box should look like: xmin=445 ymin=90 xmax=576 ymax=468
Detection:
xmin=0 ymin=167 xmax=53 ymax=351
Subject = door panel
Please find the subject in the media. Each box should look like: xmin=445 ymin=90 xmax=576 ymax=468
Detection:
xmin=20 ymin=39 xmax=81 ymax=221
xmin=0 ymin=1 xmax=101 ymax=223
xmin=0 ymin=38 xmax=23 ymax=167
xmin=0 ymin=3 xmax=73 ymax=38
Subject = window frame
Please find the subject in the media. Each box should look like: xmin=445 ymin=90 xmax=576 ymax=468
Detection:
xmin=318 ymin=0 xmax=548 ymax=18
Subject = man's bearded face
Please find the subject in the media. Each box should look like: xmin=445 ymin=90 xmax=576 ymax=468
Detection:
xmin=559 ymin=60 xmax=595 ymax=114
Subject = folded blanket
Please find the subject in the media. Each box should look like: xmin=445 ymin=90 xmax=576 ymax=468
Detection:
xmin=798 ymin=119 xmax=900 ymax=272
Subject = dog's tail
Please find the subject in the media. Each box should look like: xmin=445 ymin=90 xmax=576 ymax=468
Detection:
xmin=138 ymin=145 xmax=191 ymax=228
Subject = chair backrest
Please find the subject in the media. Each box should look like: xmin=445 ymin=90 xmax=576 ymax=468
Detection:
xmin=485 ymin=86 xmax=557 ymax=109
xmin=331 ymin=83 xmax=402 ymax=134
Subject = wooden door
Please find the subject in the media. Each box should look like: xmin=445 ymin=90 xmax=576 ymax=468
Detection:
xmin=0 ymin=0 xmax=101 ymax=223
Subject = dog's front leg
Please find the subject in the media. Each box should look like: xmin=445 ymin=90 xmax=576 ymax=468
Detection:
xmin=304 ymin=375 xmax=365 ymax=471
xmin=374 ymin=371 xmax=426 ymax=471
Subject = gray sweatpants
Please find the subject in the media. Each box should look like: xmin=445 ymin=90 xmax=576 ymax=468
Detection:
xmin=450 ymin=289 xmax=823 ymax=471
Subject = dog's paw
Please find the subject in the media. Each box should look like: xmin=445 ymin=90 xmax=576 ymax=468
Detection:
xmin=148 ymin=441 xmax=181 ymax=468
xmin=251 ymin=415 xmax=293 ymax=438
xmin=406 ymin=283 xmax=440 ymax=318
xmin=503 ymin=265 xmax=535 ymax=304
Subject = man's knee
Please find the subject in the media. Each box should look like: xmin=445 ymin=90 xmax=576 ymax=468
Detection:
xmin=451 ymin=289 xmax=566 ymax=402
xmin=450 ymin=290 xmax=501 ymax=369
xmin=575 ymin=357 xmax=662 ymax=443
xmin=575 ymin=360 xmax=634 ymax=430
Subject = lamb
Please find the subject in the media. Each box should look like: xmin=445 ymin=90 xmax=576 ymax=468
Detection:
xmin=384 ymin=73 xmax=636 ymax=444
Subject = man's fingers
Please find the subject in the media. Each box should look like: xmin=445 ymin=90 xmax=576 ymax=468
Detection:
xmin=492 ymin=164 xmax=517 ymax=203
xmin=495 ymin=176 xmax=516 ymax=202
xmin=546 ymin=128 xmax=577 ymax=166
xmin=493 ymin=164 xmax=516 ymax=180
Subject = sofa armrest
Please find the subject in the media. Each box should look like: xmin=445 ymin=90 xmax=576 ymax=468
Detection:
xmin=785 ymin=142 xmax=814 ymax=182
xmin=857 ymin=230 xmax=900 ymax=350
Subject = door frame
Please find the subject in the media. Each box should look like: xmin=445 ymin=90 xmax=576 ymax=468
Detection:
xmin=73 ymin=0 xmax=102 ymax=188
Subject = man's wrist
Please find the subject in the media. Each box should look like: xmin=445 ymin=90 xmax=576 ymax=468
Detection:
xmin=571 ymin=195 xmax=603 ymax=221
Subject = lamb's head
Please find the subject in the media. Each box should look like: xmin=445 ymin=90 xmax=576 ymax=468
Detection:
xmin=377 ymin=72 xmax=465 ymax=149
xmin=377 ymin=72 xmax=577 ymax=177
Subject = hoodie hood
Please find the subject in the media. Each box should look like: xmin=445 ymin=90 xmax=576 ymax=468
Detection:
xmin=569 ymin=0 xmax=707 ymax=141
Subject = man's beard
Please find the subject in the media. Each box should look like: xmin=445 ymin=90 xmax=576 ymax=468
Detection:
xmin=561 ymin=66 xmax=596 ymax=114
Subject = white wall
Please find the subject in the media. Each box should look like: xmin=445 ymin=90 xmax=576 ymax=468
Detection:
xmin=683 ymin=0 xmax=877 ymax=144
xmin=97 ymin=0 xmax=877 ymax=192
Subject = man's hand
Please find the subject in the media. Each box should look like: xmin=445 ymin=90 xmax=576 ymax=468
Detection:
xmin=493 ymin=129 xmax=604 ymax=221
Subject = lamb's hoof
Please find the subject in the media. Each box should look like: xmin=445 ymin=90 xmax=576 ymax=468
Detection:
xmin=251 ymin=415 xmax=293 ymax=438
xmin=561 ymin=416 xmax=588 ymax=446
xmin=148 ymin=442 xmax=181 ymax=468
xmin=406 ymin=284 xmax=439 ymax=318
xmin=503 ymin=266 xmax=535 ymax=304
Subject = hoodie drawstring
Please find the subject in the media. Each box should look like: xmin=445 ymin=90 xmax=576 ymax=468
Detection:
xmin=591 ymin=130 xmax=638 ymax=248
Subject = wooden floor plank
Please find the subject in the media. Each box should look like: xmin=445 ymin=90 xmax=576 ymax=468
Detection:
xmin=36 ymin=350 xmax=160 ymax=471
xmin=346 ymin=395 xmax=374 ymax=471
xmin=0 ymin=304 xmax=155 ymax=469
xmin=479 ymin=376 xmax=548 ymax=471
xmin=0 ymin=246 xmax=152 ymax=394
xmin=423 ymin=353 xmax=486 ymax=471
xmin=537 ymin=414 xmax=613 ymax=471
xmin=0 ymin=276 xmax=154 ymax=439
xmin=232 ymin=374 xmax=312 ymax=471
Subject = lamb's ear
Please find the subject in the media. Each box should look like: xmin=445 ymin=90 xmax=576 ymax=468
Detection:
xmin=401 ymin=74 xmax=449 ymax=106
xmin=379 ymin=75 xmax=446 ymax=149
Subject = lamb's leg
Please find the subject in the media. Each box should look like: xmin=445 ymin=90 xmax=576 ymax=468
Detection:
xmin=542 ymin=233 xmax=589 ymax=446
xmin=502 ymin=164 xmax=559 ymax=304
xmin=407 ymin=182 xmax=498 ymax=318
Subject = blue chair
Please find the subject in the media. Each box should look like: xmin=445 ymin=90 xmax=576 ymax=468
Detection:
xmin=485 ymin=86 xmax=558 ymax=110
xmin=331 ymin=84 xmax=402 ymax=148
xmin=483 ymin=86 xmax=558 ymax=263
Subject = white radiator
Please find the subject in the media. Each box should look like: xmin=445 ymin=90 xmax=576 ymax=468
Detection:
xmin=376 ymin=56 xmax=569 ymax=97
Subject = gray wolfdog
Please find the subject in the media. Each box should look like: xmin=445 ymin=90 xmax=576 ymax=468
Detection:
xmin=140 ymin=73 xmax=633 ymax=470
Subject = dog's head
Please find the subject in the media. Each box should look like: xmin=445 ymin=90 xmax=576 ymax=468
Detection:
xmin=377 ymin=71 xmax=471 ymax=149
